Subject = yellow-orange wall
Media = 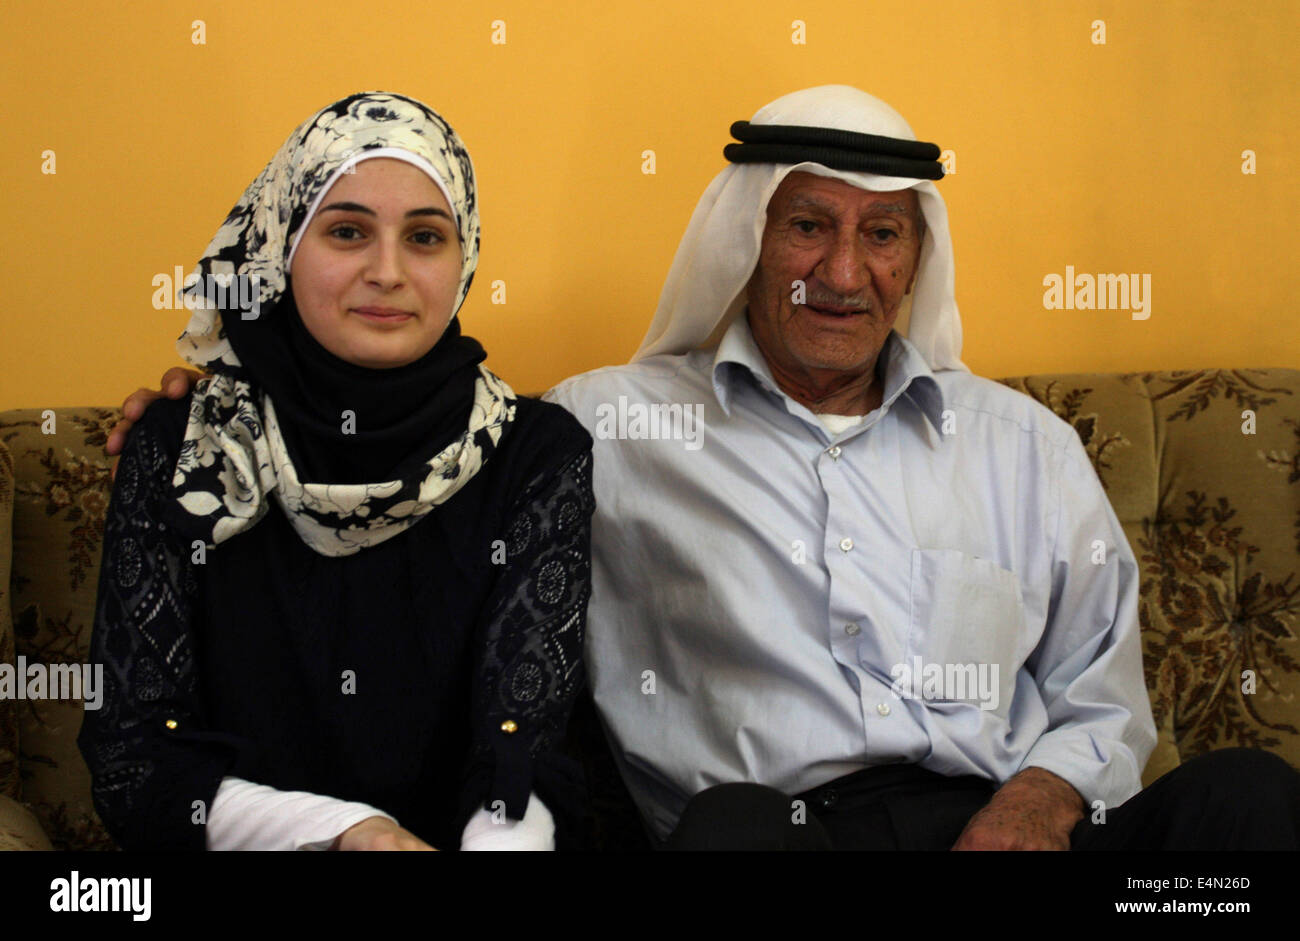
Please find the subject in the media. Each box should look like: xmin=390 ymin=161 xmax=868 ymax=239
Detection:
xmin=2 ymin=0 xmax=1296 ymax=409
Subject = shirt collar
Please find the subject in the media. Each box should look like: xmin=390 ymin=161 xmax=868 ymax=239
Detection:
xmin=710 ymin=315 xmax=946 ymax=437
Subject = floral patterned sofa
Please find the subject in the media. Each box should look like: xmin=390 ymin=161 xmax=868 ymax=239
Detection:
xmin=2 ymin=369 xmax=1298 ymax=851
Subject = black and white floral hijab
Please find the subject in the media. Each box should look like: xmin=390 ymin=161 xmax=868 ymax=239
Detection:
xmin=172 ymin=91 xmax=516 ymax=557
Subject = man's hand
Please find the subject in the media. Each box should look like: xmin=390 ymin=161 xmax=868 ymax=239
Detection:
xmin=332 ymin=816 xmax=437 ymax=851
xmin=951 ymin=767 xmax=1084 ymax=851
xmin=106 ymin=367 xmax=206 ymax=468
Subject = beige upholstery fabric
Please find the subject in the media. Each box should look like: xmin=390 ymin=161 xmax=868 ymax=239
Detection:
xmin=0 ymin=408 xmax=119 ymax=850
xmin=0 ymin=792 xmax=54 ymax=851
xmin=1000 ymin=370 xmax=1300 ymax=786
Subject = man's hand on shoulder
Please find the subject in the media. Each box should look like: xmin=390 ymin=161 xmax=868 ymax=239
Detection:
xmin=951 ymin=767 xmax=1084 ymax=851
xmin=107 ymin=367 xmax=206 ymax=475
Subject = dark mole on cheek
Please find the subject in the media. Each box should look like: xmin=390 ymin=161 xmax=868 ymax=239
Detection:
xmin=891 ymin=268 xmax=901 ymax=279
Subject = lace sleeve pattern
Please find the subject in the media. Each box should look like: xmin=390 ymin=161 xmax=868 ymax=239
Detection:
xmin=76 ymin=411 xmax=242 ymax=851
xmin=469 ymin=446 xmax=595 ymax=823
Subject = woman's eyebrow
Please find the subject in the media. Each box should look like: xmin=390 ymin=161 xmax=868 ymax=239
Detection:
xmin=319 ymin=201 xmax=452 ymax=221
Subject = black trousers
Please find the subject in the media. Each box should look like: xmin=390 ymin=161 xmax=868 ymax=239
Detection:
xmin=664 ymin=748 xmax=1300 ymax=850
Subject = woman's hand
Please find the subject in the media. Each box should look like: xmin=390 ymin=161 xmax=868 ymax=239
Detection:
xmin=106 ymin=367 xmax=206 ymax=462
xmin=333 ymin=816 xmax=437 ymax=851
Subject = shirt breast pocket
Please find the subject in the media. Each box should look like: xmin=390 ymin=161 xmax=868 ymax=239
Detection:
xmin=904 ymin=548 xmax=1025 ymax=708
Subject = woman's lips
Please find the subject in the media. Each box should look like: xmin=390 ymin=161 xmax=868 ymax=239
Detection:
xmin=351 ymin=306 xmax=414 ymax=323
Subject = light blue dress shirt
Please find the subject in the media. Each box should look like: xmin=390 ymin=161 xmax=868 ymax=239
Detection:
xmin=546 ymin=317 xmax=1157 ymax=841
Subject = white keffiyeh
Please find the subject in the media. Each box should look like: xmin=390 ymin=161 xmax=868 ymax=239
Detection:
xmin=634 ymin=85 xmax=967 ymax=373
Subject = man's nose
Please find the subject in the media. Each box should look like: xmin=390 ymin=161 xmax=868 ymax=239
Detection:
xmin=815 ymin=231 xmax=871 ymax=298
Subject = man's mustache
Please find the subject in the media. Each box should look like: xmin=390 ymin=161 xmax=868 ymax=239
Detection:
xmin=801 ymin=283 xmax=872 ymax=313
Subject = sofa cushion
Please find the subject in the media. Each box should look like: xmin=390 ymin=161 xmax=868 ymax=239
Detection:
xmin=0 ymin=792 xmax=54 ymax=851
xmin=0 ymin=408 xmax=119 ymax=850
xmin=1001 ymin=369 xmax=1300 ymax=787
xmin=1140 ymin=371 xmax=1300 ymax=768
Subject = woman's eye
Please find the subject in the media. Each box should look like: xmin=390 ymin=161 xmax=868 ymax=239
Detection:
xmin=329 ymin=224 xmax=363 ymax=241
xmin=410 ymin=229 xmax=445 ymax=246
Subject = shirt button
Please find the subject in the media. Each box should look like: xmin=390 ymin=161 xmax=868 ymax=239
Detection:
xmin=839 ymin=537 xmax=854 ymax=552
xmin=827 ymin=446 xmax=842 ymax=460
xmin=164 ymin=719 xmax=178 ymax=730
xmin=500 ymin=719 xmax=518 ymax=734
xmin=844 ymin=623 xmax=860 ymax=636
xmin=877 ymin=703 xmax=891 ymax=717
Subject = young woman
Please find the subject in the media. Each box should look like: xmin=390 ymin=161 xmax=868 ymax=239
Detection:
xmin=78 ymin=91 xmax=595 ymax=851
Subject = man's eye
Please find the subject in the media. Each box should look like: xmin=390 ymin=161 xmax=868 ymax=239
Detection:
xmin=870 ymin=228 xmax=899 ymax=242
xmin=793 ymin=220 xmax=819 ymax=234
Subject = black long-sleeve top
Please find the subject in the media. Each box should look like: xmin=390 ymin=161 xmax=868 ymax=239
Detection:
xmin=77 ymin=393 xmax=595 ymax=850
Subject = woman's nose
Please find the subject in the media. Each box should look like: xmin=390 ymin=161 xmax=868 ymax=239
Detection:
xmin=364 ymin=235 xmax=405 ymax=288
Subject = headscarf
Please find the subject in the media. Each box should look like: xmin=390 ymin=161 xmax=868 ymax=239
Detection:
xmin=633 ymin=85 xmax=967 ymax=372
xmin=171 ymin=91 xmax=516 ymax=557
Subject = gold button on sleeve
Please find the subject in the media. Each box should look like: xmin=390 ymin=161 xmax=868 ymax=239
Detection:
xmin=164 ymin=719 xmax=178 ymax=730
xmin=500 ymin=719 xmax=518 ymax=734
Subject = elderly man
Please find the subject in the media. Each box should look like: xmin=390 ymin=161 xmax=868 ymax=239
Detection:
xmin=113 ymin=86 xmax=1298 ymax=850
xmin=547 ymin=85 xmax=1162 ymax=849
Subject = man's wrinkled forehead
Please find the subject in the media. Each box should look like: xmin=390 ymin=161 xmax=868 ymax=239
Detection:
xmin=765 ymin=171 xmax=923 ymax=223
